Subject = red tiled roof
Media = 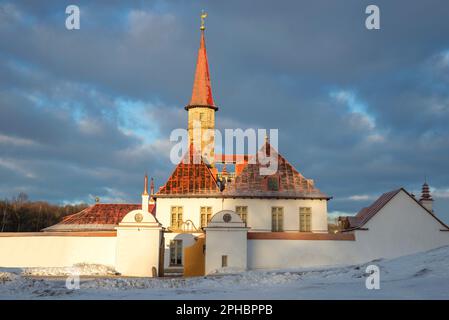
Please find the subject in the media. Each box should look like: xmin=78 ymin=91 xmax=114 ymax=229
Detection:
xmin=339 ymin=189 xmax=401 ymax=230
xmin=156 ymin=141 xmax=330 ymax=199
xmin=222 ymin=141 xmax=330 ymax=199
xmin=43 ymin=203 xmax=155 ymax=231
xmin=156 ymin=146 xmax=221 ymax=196
xmin=339 ymin=188 xmax=449 ymax=231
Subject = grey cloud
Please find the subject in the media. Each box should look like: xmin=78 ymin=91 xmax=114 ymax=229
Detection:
xmin=1 ymin=1 xmax=449 ymax=222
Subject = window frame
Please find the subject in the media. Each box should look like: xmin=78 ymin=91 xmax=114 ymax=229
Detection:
xmin=169 ymin=239 xmax=183 ymax=266
xmin=170 ymin=206 xmax=183 ymax=230
xmin=271 ymin=207 xmax=284 ymax=232
xmin=200 ymin=206 xmax=212 ymax=228
xmin=299 ymin=207 xmax=312 ymax=232
xmin=235 ymin=206 xmax=248 ymax=226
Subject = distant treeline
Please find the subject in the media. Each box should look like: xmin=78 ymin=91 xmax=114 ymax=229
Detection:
xmin=0 ymin=192 xmax=88 ymax=232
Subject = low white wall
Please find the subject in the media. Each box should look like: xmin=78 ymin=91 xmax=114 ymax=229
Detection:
xmin=0 ymin=233 xmax=117 ymax=268
xmin=248 ymin=239 xmax=358 ymax=269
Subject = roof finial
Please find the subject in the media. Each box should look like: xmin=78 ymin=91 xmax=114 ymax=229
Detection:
xmin=200 ymin=10 xmax=207 ymax=30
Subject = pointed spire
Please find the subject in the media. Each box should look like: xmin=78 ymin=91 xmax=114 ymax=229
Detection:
xmin=185 ymin=12 xmax=217 ymax=110
xmin=142 ymin=173 xmax=149 ymax=196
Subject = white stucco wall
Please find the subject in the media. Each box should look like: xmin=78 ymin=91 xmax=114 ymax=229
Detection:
xmin=0 ymin=234 xmax=117 ymax=268
xmin=156 ymin=197 xmax=328 ymax=233
xmin=205 ymin=211 xmax=248 ymax=274
xmin=352 ymin=190 xmax=449 ymax=262
xmin=206 ymin=230 xmax=247 ymax=274
xmin=248 ymin=239 xmax=357 ymax=269
xmin=247 ymin=190 xmax=449 ymax=270
xmin=115 ymin=210 xmax=162 ymax=277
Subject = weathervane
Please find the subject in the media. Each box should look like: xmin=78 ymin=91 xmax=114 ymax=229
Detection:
xmin=200 ymin=10 xmax=207 ymax=30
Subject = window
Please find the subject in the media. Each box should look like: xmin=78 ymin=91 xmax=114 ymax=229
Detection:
xmin=271 ymin=207 xmax=284 ymax=232
xmin=199 ymin=112 xmax=205 ymax=121
xmin=170 ymin=240 xmax=183 ymax=266
xmin=222 ymin=255 xmax=228 ymax=267
xmin=236 ymin=206 xmax=248 ymax=226
xmin=200 ymin=206 xmax=212 ymax=228
xmin=267 ymin=176 xmax=279 ymax=191
xmin=171 ymin=206 xmax=183 ymax=229
xmin=299 ymin=207 xmax=312 ymax=232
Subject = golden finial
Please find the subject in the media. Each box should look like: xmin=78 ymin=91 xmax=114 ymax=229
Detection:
xmin=200 ymin=10 xmax=207 ymax=30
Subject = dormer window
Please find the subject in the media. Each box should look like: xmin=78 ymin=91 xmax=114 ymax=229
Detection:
xmin=267 ymin=176 xmax=280 ymax=191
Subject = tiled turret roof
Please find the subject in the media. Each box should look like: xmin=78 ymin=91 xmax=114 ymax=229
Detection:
xmin=185 ymin=29 xmax=217 ymax=110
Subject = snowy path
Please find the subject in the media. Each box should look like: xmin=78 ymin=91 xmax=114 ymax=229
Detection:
xmin=1 ymin=246 xmax=449 ymax=299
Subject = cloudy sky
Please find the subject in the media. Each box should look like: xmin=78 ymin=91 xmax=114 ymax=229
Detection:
xmin=1 ymin=0 xmax=449 ymax=222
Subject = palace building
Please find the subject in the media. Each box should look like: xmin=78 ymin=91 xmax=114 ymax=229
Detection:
xmin=1 ymin=15 xmax=448 ymax=277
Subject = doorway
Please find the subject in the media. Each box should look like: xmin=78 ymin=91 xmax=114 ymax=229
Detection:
xmin=169 ymin=239 xmax=183 ymax=266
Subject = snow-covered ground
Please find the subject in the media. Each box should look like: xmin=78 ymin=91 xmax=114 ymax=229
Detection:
xmin=1 ymin=246 xmax=449 ymax=299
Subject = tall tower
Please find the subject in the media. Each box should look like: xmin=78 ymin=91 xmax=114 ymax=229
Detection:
xmin=185 ymin=11 xmax=218 ymax=166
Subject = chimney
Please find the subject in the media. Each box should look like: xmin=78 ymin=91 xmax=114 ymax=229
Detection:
xmin=419 ymin=181 xmax=433 ymax=212
xmin=142 ymin=173 xmax=149 ymax=213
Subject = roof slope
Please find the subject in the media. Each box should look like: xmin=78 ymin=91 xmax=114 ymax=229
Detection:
xmin=222 ymin=141 xmax=330 ymax=199
xmin=43 ymin=203 xmax=155 ymax=232
xmin=339 ymin=188 xmax=449 ymax=231
xmin=156 ymin=146 xmax=221 ymax=197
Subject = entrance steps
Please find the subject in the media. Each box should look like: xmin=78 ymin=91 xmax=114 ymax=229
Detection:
xmin=163 ymin=267 xmax=184 ymax=277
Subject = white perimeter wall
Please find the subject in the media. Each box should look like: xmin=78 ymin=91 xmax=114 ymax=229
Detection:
xmin=206 ymin=229 xmax=247 ymax=274
xmin=0 ymin=234 xmax=117 ymax=268
xmin=248 ymin=190 xmax=449 ymax=269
